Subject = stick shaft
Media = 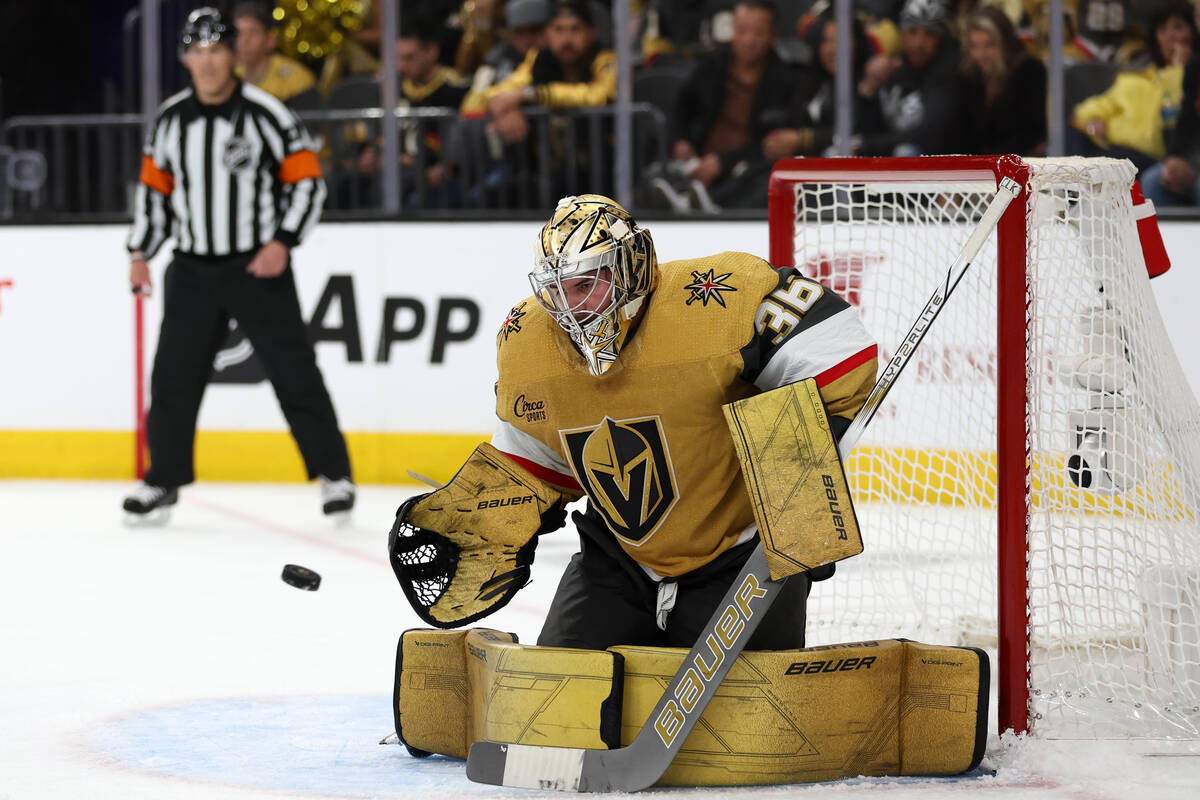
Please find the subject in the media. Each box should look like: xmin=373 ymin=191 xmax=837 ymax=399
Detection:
xmin=134 ymin=291 xmax=146 ymax=479
xmin=839 ymin=176 xmax=1021 ymax=456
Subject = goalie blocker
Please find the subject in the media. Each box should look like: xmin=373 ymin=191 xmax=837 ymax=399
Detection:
xmin=723 ymin=377 xmax=863 ymax=581
xmin=394 ymin=628 xmax=989 ymax=786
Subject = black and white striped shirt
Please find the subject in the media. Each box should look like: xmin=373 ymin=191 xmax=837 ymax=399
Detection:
xmin=127 ymin=80 xmax=326 ymax=259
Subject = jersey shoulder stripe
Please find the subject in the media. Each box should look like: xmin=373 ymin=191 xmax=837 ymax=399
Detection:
xmin=750 ymin=306 xmax=877 ymax=390
xmin=741 ymin=266 xmax=858 ymax=385
xmin=492 ymin=419 xmax=582 ymax=494
xmin=155 ymin=87 xmax=193 ymax=119
xmin=241 ymin=82 xmax=299 ymax=129
xmin=815 ymin=342 xmax=877 ymax=387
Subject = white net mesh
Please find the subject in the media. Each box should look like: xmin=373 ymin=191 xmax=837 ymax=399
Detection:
xmin=777 ymin=157 xmax=1200 ymax=739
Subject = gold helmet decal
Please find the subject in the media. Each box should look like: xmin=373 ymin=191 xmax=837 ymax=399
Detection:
xmin=530 ymin=195 xmax=657 ymax=375
xmin=560 ymin=416 xmax=678 ymax=545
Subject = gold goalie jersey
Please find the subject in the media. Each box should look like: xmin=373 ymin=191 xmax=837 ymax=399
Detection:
xmin=492 ymin=252 xmax=878 ymax=578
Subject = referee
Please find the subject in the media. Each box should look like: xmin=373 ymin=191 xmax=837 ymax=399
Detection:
xmin=124 ymin=7 xmax=354 ymax=521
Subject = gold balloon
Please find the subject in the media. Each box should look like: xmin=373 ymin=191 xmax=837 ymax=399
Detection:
xmin=273 ymin=0 xmax=367 ymax=63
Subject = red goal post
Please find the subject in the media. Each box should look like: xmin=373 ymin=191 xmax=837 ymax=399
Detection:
xmin=767 ymin=155 xmax=1200 ymax=740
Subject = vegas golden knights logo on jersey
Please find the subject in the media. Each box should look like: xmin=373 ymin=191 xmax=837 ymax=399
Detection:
xmin=560 ymin=416 xmax=679 ymax=545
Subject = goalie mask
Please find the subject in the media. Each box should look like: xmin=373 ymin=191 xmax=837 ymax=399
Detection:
xmin=530 ymin=195 xmax=657 ymax=375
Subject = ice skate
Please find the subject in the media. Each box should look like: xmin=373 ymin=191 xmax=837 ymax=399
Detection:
xmin=320 ymin=476 xmax=355 ymax=525
xmin=122 ymin=483 xmax=178 ymax=525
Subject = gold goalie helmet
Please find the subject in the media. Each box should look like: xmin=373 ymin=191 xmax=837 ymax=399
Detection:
xmin=530 ymin=195 xmax=657 ymax=375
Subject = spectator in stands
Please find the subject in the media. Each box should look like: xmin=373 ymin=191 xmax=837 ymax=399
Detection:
xmin=950 ymin=5 xmax=1047 ymax=156
xmin=1071 ymin=1 xmax=1195 ymax=174
xmin=395 ymin=22 xmax=473 ymax=110
xmin=665 ymin=0 xmax=798 ymax=210
xmin=761 ymin=8 xmax=884 ymax=160
xmin=1140 ymin=51 xmax=1200 ymax=205
xmin=397 ymin=22 xmax=470 ymax=200
xmin=450 ymin=1 xmax=553 ymax=208
xmin=452 ymin=0 xmax=506 ymax=76
xmin=337 ymin=21 xmax=470 ymax=207
xmin=796 ymin=0 xmax=903 ymax=60
xmin=352 ymin=0 xmax=460 ymax=61
xmin=484 ymin=1 xmax=617 ymax=144
xmin=1070 ymin=0 xmax=1135 ymax=63
xmin=639 ymin=0 xmax=734 ymax=64
xmin=461 ymin=0 xmax=551 ymax=114
xmin=458 ymin=2 xmax=614 ymax=204
xmin=233 ymin=2 xmax=316 ymax=102
xmin=857 ymin=0 xmax=961 ymax=157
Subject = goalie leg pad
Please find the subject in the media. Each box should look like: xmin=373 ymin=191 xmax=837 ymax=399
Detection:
xmin=612 ymin=639 xmax=987 ymax=786
xmin=395 ymin=631 xmax=987 ymax=785
xmin=723 ymin=378 xmax=864 ymax=581
xmin=389 ymin=442 xmax=567 ymax=627
xmin=394 ymin=628 xmax=624 ymax=759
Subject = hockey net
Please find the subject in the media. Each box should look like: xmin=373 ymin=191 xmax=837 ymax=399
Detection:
xmin=767 ymin=156 xmax=1200 ymax=739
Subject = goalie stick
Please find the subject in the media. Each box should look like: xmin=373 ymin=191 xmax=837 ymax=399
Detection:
xmin=134 ymin=287 xmax=147 ymax=480
xmin=465 ymin=176 xmax=1023 ymax=792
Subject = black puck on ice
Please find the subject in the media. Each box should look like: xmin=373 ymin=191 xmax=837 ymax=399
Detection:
xmin=282 ymin=564 xmax=321 ymax=591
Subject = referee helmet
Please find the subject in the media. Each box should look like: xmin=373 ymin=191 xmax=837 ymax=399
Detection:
xmin=180 ymin=7 xmax=237 ymax=55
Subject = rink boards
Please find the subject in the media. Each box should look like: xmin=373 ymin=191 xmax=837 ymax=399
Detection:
xmin=0 ymin=220 xmax=1196 ymax=484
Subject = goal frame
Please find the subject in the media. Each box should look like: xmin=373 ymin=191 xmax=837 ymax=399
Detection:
xmin=768 ymin=155 xmax=1034 ymax=735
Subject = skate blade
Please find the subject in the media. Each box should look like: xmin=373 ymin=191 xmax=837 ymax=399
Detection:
xmin=122 ymin=507 xmax=172 ymax=527
xmin=327 ymin=510 xmax=352 ymax=528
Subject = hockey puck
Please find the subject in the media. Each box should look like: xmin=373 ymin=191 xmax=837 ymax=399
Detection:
xmin=281 ymin=564 xmax=321 ymax=591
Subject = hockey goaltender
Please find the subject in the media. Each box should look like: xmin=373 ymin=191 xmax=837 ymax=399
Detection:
xmin=385 ymin=196 xmax=989 ymax=789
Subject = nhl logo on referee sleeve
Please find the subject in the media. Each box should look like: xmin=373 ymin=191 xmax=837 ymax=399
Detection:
xmin=222 ymin=136 xmax=254 ymax=173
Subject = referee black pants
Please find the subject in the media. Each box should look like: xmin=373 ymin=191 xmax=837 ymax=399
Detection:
xmin=144 ymin=252 xmax=351 ymax=488
xmin=538 ymin=507 xmax=812 ymax=650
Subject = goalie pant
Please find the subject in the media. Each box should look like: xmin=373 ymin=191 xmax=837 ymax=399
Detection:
xmin=537 ymin=506 xmax=832 ymax=650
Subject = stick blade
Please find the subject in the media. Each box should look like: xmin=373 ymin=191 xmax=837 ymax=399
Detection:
xmin=468 ymin=741 xmax=663 ymax=792
xmin=465 ymin=742 xmax=508 ymax=786
xmin=467 ymin=742 xmax=589 ymax=791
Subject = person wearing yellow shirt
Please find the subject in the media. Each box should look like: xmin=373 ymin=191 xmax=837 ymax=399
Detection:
xmin=233 ymin=2 xmax=317 ymax=103
xmin=484 ymin=0 xmax=617 ymax=144
xmin=1072 ymin=2 xmax=1195 ymax=171
xmin=460 ymin=0 xmax=551 ymax=116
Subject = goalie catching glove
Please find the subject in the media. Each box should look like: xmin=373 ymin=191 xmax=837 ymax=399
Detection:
xmin=389 ymin=443 xmax=567 ymax=628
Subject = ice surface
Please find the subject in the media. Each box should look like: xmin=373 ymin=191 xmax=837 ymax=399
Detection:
xmin=1 ymin=480 xmax=1197 ymax=799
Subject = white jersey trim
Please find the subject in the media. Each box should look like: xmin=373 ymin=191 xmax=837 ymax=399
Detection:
xmin=753 ymin=307 xmax=877 ymax=391
xmin=491 ymin=419 xmax=574 ymax=478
